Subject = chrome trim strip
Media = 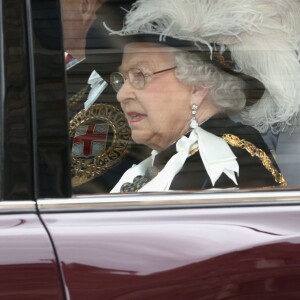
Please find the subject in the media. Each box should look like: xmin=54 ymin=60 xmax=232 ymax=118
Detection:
xmin=0 ymin=201 xmax=36 ymax=213
xmin=38 ymin=190 xmax=300 ymax=212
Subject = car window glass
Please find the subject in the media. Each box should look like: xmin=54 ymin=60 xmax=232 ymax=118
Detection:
xmin=62 ymin=0 xmax=300 ymax=197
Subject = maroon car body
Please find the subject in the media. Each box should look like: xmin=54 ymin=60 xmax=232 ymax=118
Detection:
xmin=0 ymin=209 xmax=64 ymax=300
xmin=40 ymin=196 xmax=300 ymax=299
xmin=1 ymin=0 xmax=300 ymax=299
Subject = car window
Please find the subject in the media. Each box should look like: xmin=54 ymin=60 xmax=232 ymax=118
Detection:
xmin=62 ymin=0 xmax=300 ymax=200
xmin=64 ymin=0 xmax=151 ymax=195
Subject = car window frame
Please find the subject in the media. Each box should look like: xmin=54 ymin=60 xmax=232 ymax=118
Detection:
xmin=30 ymin=0 xmax=72 ymax=199
xmin=0 ymin=0 xmax=36 ymax=200
xmin=0 ymin=0 xmax=4 ymax=198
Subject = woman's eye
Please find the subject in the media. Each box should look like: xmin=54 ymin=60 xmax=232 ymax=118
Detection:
xmin=137 ymin=66 xmax=151 ymax=75
xmin=130 ymin=69 xmax=145 ymax=80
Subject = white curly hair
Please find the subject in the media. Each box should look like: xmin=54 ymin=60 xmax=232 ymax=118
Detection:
xmin=106 ymin=0 xmax=300 ymax=133
xmin=173 ymin=51 xmax=246 ymax=113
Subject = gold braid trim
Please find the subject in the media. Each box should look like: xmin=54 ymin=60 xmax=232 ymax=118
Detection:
xmin=189 ymin=147 xmax=199 ymax=156
xmin=68 ymin=85 xmax=89 ymax=108
xmin=222 ymin=134 xmax=287 ymax=187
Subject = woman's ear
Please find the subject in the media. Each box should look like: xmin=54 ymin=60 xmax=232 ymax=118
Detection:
xmin=191 ymin=86 xmax=209 ymax=106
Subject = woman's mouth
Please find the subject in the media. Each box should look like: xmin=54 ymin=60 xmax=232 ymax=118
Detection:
xmin=127 ymin=112 xmax=146 ymax=123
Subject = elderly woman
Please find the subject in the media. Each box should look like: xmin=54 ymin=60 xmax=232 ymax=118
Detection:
xmin=107 ymin=0 xmax=299 ymax=192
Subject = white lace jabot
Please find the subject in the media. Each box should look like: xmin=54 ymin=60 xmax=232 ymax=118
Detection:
xmin=110 ymin=127 xmax=239 ymax=193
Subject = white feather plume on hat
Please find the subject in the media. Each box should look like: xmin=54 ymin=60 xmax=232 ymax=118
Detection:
xmin=108 ymin=0 xmax=300 ymax=133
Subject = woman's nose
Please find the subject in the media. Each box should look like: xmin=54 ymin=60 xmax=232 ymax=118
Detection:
xmin=116 ymin=79 xmax=134 ymax=103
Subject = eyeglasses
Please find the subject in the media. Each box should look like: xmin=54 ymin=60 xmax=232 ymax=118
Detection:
xmin=110 ymin=66 xmax=176 ymax=92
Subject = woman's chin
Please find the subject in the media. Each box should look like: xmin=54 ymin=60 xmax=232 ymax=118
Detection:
xmin=131 ymin=132 xmax=155 ymax=149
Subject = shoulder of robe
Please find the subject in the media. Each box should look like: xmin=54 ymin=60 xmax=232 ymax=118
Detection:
xmin=222 ymin=134 xmax=287 ymax=187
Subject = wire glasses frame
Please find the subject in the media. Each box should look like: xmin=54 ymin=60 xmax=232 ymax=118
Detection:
xmin=110 ymin=66 xmax=177 ymax=92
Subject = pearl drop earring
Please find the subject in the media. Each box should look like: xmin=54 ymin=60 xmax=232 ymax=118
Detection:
xmin=189 ymin=104 xmax=199 ymax=129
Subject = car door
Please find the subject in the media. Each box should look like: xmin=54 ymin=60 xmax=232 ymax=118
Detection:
xmin=27 ymin=0 xmax=300 ymax=299
xmin=0 ymin=0 xmax=67 ymax=299
xmin=38 ymin=193 xmax=300 ymax=300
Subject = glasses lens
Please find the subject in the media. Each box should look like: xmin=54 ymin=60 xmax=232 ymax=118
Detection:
xmin=128 ymin=68 xmax=146 ymax=89
xmin=110 ymin=72 xmax=124 ymax=92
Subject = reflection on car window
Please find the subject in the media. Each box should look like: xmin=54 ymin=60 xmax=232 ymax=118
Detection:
xmin=63 ymin=0 xmax=150 ymax=194
xmin=63 ymin=0 xmax=300 ymax=196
